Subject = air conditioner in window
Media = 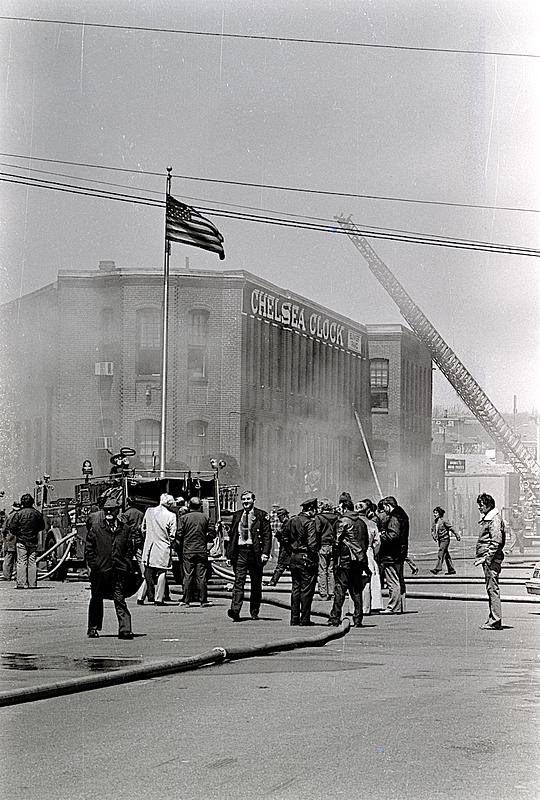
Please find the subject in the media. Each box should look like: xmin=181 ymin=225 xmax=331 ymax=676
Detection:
xmin=95 ymin=361 xmax=114 ymax=376
xmin=95 ymin=436 xmax=113 ymax=450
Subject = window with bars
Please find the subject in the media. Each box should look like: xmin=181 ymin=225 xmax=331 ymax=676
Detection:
xmin=370 ymin=358 xmax=389 ymax=411
xmin=137 ymin=308 xmax=161 ymax=375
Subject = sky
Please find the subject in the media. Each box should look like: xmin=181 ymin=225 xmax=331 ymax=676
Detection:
xmin=0 ymin=0 xmax=539 ymax=413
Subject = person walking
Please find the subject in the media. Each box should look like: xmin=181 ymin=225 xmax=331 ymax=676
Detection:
xmin=10 ymin=494 xmax=45 ymax=589
xmin=138 ymin=494 xmax=177 ymax=606
xmin=2 ymin=501 xmax=19 ymax=581
xmin=226 ymin=491 xmax=272 ymax=621
xmin=356 ymin=499 xmax=383 ymax=614
xmin=328 ymin=499 xmax=370 ymax=628
xmin=282 ymin=498 xmax=320 ymax=626
xmin=176 ymin=496 xmax=214 ymax=607
xmin=84 ymin=496 xmax=134 ymax=639
xmin=264 ymin=508 xmax=291 ymax=587
xmin=475 ymin=493 xmax=506 ymax=630
xmin=315 ymin=499 xmax=339 ymax=600
xmin=430 ymin=506 xmax=460 ymax=575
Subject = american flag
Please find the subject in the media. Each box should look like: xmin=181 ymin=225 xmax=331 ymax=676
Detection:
xmin=166 ymin=195 xmax=225 ymax=260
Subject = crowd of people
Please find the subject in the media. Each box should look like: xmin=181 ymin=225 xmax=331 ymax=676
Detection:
xmin=0 ymin=486 xmax=507 ymax=637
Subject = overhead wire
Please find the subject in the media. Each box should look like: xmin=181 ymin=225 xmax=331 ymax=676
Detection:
xmin=1 ymin=171 xmax=538 ymax=257
xmin=0 ymin=15 xmax=538 ymax=59
xmin=1 ymin=152 xmax=537 ymax=214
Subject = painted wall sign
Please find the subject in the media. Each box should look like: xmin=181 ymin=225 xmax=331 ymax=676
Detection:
xmin=244 ymin=284 xmax=364 ymax=353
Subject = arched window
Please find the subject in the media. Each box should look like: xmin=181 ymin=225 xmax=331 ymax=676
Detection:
xmin=370 ymin=358 xmax=389 ymax=411
xmin=186 ymin=420 xmax=208 ymax=460
xmin=188 ymin=309 xmax=209 ymax=379
xmin=135 ymin=419 xmax=161 ymax=468
xmin=137 ymin=308 xmax=161 ymax=375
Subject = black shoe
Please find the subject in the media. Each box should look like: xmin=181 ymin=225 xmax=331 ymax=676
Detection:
xmin=118 ymin=632 xmax=134 ymax=640
xmin=430 ymin=569 xmax=440 ymax=575
xmin=87 ymin=628 xmax=99 ymax=638
xmin=447 ymin=571 xmax=456 ymax=575
xmin=227 ymin=609 xmax=240 ymax=622
xmin=136 ymin=600 xmax=145 ymax=605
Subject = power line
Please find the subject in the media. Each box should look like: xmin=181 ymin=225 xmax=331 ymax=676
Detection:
xmin=0 ymin=15 xmax=538 ymax=59
xmin=13 ymin=161 xmax=536 ymax=237
xmin=2 ymin=172 xmax=539 ymax=257
xmin=1 ymin=151 xmax=537 ymax=215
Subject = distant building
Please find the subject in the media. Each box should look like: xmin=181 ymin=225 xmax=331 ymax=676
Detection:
xmin=0 ymin=265 xmax=432 ymax=530
xmin=444 ymin=453 xmax=520 ymax=534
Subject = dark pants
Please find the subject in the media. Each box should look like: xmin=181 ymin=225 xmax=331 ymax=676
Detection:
xmin=269 ymin=546 xmax=290 ymax=586
xmin=183 ymin=552 xmax=209 ymax=604
xmin=434 ymin=539 xmax=455 ymax=573
xmin=230 ymin=547 xmax=263 ymax=617
xmin=88 ymin=570 xmax=132 ymax=635
xmin=290 ymin=554 xmax=318 ymax=625
xmin=329 ymin=560 xmax=368 ymax=626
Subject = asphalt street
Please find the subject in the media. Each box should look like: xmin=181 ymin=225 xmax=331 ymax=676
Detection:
xmin=0 ymin=564 xmax=538 ymax=800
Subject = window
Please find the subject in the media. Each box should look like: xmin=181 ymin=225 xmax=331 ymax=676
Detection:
xmin=370 ymin=358 xmax=389 ymax=411
xmin=135 ymin=419 xmax=160 ymax=468
xmin=137 ymin=308 xmax=161 ymax=375
xmin=188 ymin=309 xmax=209 ymax=380
xmin=186 ymin=420 xmax=208 ymax=460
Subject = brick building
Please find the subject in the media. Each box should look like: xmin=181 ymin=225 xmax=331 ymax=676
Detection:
xmin=367 ymin=324 xmax=433 ymax=535
xmin=0 ymin=265 xmax=432 ymax=529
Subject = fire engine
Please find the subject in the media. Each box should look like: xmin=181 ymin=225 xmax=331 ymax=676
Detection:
xmin=34 ymin=451 xmax=238 ymax=582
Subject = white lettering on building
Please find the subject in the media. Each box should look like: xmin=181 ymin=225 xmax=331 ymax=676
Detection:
xmin=249 ymin=289 xmax=349 ymax=350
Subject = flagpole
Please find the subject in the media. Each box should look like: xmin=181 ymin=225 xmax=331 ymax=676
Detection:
xmin=159 ymin=166 xmax=172 ymax=478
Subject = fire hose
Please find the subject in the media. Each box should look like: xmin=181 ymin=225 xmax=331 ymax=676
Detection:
xmin=36 ymin=531 xmax=76 ymax=581
xmin=0 ymin=612 xmax=350 ymax=707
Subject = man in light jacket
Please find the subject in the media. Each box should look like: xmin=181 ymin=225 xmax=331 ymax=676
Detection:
xmin=139 ymin=494 xmax=177 ymax=606
xmin=475 ymin=493 xmax=506 ymax=630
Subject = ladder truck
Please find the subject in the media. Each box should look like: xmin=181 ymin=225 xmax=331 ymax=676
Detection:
xmin=336 ymin=214 xmax=540 ymax=503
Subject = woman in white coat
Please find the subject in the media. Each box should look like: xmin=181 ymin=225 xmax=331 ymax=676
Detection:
xmin=357 ymin=499 xmax=383 ymax=614
xmin=139 ymin=494 xmax=177 ymax=605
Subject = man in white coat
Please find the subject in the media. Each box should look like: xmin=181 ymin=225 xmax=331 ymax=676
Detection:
xmin=138 ymin=494 xmax=177 ymax=606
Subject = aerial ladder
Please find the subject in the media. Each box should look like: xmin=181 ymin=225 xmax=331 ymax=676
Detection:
xmin=336 ymin=214 xmax=540 ymax=502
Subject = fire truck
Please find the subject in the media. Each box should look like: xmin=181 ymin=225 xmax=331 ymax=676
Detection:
xmin=35 ymin=454 xmax=238 ymax=583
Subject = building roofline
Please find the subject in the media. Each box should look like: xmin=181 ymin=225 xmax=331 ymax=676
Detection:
xmin=0 ymin=280 xmax=58 ymax=311
xmin=54 ymin=266 xmax=370 ymax=333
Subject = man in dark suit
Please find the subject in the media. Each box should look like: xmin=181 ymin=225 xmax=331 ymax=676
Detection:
xmin=226 ymin=490 xmax=272 ymax=621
